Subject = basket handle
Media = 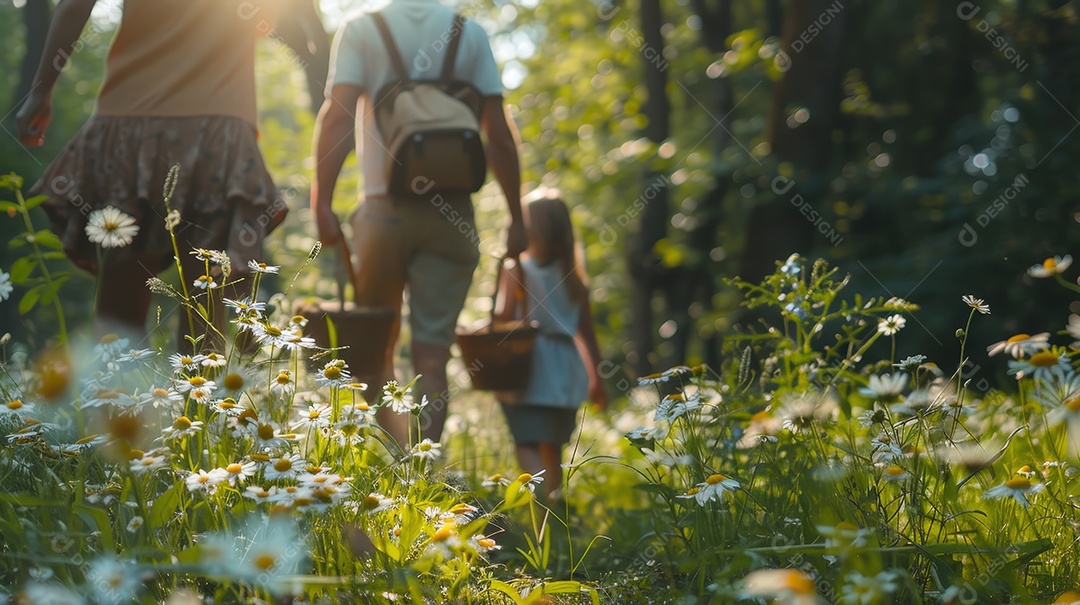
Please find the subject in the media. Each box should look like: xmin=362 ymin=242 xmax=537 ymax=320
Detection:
xmin=333 ymin=238 xmax=360 ymax=313
xmin=490 ymin=255 xmax=527 ymax=326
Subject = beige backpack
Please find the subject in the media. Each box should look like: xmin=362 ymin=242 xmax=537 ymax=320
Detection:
xmin=371 ymin=12 xmax=487 ymax=197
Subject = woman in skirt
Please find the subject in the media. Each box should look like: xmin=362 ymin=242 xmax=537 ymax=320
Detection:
xmin=16 ymin=0 xmax=290 ymax=346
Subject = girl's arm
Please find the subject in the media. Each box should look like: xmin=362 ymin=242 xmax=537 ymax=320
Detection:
xmin=16 ymin=0 xmax=99 ymax=146
xmin=575 ymin=292 xmax=608 ymax=410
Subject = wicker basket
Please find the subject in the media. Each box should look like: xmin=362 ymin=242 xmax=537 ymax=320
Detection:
xmin=295 ymin=299 xmax=394 ymax=379
xmin=294 ymin=240 xmax=394 ymax=387
xmin=455 ymin=257 xmax=538 ymax=391
xmin=455 ymin=318 xmax=538 ymax=391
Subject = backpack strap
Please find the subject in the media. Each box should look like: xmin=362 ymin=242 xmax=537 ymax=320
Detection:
xmin=371 ymin=12 xmax=409 ymax=80
xmin=441 ymin=14 xmax=466 ymax=79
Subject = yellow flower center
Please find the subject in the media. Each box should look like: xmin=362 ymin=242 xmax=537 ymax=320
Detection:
xmin=127 ymin=449 xmax=145 ymax=461
xmin=885 ymin=466 xmax=906 ymax=477
xmin=363 ymin=495 xmax=382 ymax=510
xmin=266 ymin=326 xmax=283 ymax=337
xmin=6 ymin=400 xmax=23 ymax=410
xmin=432 ymin=523 xmax=457 ymax=542
xmin=419 ymin=442 xmax=432 ymax=452
xmin=1028 ymin=351 xmax=1060 ymax=367
xmin=1017 ymin=465 xmax=1033 ymax=475
xmin=323 ymin=367 xmax=342 ymax=380
xmin=291 ymin=315 xmax=306 ymax=324
xmin=238 ymin=409 xmax=259 ymax=425
xmin=152 ymin=388 xmax=170 ymax=398
xmin=1067 ymin=396 xmax=1080 ymax=412
xmin=196 ymin=474 xmax=209 ymax=484
xmin=780 ymin=570 xmax=816 ymax=595
xmin=188 ymin=376 xmax=206 ymax=387
xmin=173 ymin=416 xmax=192 ymax=430
xmin=1006 ymin=333 xmax=1032 ymax=344
xmin=1004 ymin=478 xmax=1031 ymax=490
xmin=223 ymin=373 xmax=244 ymax=390
xmin=705 ymin=473 xmax=728 ymax=484
xmin=313 ymin=475 xmax=328 ymax=484
xmin=477 ymin=537 xmax=496 ymax=549
xmin=1044 ymin=258 xmax=1058 ymax=271
xmin=685 ymin=487 xmax=700 ymax=496
xmin=99 ymin=333 xmax=120 ymax=344
xmin=226 ymin=463 xmax=243 ymax=474
xmin=274 ymin=458 xmax=293 ymax=472
xmin=275 ymin=371 xmax=291 ymax=385
xmin=517 ymin=473 xmax=532 ymax=483
xmin=1055 ymin=591 xmax=1080 ymax=604
xmin=75 ymin=434 xmax=98 ymax=445
xmin=257 ymin=424 xmax=276 ymax=441
xmin=253 ymin=553 xmax=277 ymax=571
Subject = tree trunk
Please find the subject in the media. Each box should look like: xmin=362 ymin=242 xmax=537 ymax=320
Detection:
xmin=740 ymin=0 xmax=847 ymax=283
xmin=628 ymin=0 xmax=671 ymax=376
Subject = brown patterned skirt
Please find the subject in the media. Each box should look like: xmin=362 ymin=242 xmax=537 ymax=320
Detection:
xmin=30 ymin=115 xmax=287 ymax=275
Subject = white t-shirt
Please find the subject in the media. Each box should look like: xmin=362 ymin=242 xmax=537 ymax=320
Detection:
xmin=327 ymin=0 xmax=504 ymax=198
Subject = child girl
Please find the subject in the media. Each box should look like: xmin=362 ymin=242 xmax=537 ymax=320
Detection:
xmin=15 ymin=0 xmax=293 ymax=345
xmin=495 ymin=191 xmax=607 ymax=500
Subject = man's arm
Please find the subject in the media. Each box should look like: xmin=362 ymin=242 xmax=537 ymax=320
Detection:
xmin=16 ymin=0 xmax=98 ymax=146
xmin=310 ymin=84 xmax=361 ymax=245
xmin=480 ymin=96 xmax=527 ymax=258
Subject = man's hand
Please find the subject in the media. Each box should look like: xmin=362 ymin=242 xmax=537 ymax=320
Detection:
xmin=313 ymin=203 xmax=344 ymax=246
xmin=16 ymin=92 xmax=52 ymax=147
xmin=505 ymin=218 xmax=527 ymax=258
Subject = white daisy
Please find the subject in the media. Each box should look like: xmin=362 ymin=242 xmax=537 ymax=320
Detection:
xmin=961 ymin=294 xmax=991 ymax=315
xmin=654 ymin=392 xmax=703 ymax=423
xmin=481 ymin=473 xmax=512 ymax=488
xmin=743 ymin=569 xmax=824 ymax=604
xmin=222 ymin=461 xmax=258 ymax=486
xmin=514 ymin=469 xmax=546 ymax=493
xmin=468 ymin=534 xmax=501 ymax=555
xmin=264 ymin=453 xmax=306 ymax=481
xmin=114 ymin=348 xmax=156 ymax=364
xmin=2 ymin=398 xmax=35 ymax=417
xmin=168 ymin=353 xmax=204 ymax=372
xmin=382 ymin=380 xmax=419 ymax=414
xmin=295 ymin=403 xmax=333 ymax=430
xmin=85 ymin=206 xmax=139 ymax=248
xmin=174 ymin=375 xmax=215 ymax=394
xmin=247 ymin=260 xmax=281 ymax=274
xmin=332 ymin=421 xmax=366 ymax=446
xmin=1027 ymin=254 xmax=1072 ymax=278
xmin=1047 ymin=394 xmax=1080 ymax=457
xmin=678 ymin=473 xmax=740 ymax=505
xmin=129 ymin=453 xmax=168 ymax=475
xmin=270 ymin=371 xmax=294 ymax=396
xmin=86 ymin=557 xmax=140 ymax=605
xmin=0 ymin=268 xmax=13 ymax=302
xmin=315 ymin=359 xmax=353 ymax=388
xmin=126 ymin=516 xmax=144 ymax=534
xmin=223 ymin=297 xmax=267 ymax=318
xmin=881 ymin=465 xmax=911 ymax=482
xmin=983 ymin=477 xmax=1045 ymax=507
xmin=200 ymin=352 xmax=228 ymax=369
xmin=986 ymin=332 xmax=1051 ymax=358
xmin=1008 ymin=350 xmax=1072 ymax=381
xmin=410 ymin=438 xmax=442 ymax=462
xmin=877 ymin=314 xmax=906 ymax=336
xmin=252 ymin=323 xmax=317 ymax=351
xmin=840 ymin=571 xmax=899 ymax=605
xmin=858 ymin=373 xmax=909 ymax=402
xmin=193 ymin=274 xmax=218 ymax=290
xmin=160 ymin=416 xmax=204 ymax=440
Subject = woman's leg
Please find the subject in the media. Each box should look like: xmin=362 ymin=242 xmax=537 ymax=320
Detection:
xmin=95 ymin=254 xmax=154 ymax=342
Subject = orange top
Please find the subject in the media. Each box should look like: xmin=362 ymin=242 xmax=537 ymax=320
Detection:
xmin=95 ymin=0 xmax=280 ymax=126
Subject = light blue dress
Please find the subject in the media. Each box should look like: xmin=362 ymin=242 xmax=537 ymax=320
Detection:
xmin=496 ymin=255 xmax=588 ymax=409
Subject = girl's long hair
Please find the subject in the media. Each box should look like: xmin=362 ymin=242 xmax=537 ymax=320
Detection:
xmin=524 ymin=192 xmax=588 ymax=304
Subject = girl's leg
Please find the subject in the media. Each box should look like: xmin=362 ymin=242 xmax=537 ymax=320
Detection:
xmin=538 ymin=442 xmax=564 ymax=499
xmin=514 ymin=442 xmax=544 ymax=479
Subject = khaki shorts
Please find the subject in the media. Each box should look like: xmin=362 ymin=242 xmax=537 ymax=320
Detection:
xmin=350 ymin=194 xmax=480 ymax=349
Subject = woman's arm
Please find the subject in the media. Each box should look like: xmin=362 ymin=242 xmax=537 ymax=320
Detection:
xmin=16 ymin=0 xmax=98 ymax=146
